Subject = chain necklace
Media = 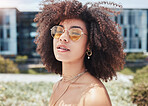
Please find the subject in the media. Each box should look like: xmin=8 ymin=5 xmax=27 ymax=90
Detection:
xmin=52 ymin=69 xmax=87 ymax=106
xmin=62 ymin=69 xmax=87 ymax=82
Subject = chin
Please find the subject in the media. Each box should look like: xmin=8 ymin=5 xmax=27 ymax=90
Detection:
xmin=55 ymin=55 xmax=79 ymax=63
xmin=55 ymin=55 xmax=71 ymax=62
xmin=56 ymin=58 xmax=72 ymax=62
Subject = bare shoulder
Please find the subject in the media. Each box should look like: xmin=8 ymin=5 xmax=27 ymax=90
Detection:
xmin=52 ymin=80 xmax=60 ymax=92
xmin=83 ymin=73 xmax=112 ymax=106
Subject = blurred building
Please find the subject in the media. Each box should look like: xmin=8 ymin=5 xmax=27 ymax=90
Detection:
xmin=17 ymin=12 xmax=38 ymax=57
xmin=0 ymin=8 xmax=148 ymax=58
xmin=0 ymin=8 xmax=18 ymax=56
xmin=115 ymin=9 xmax=148 ymax=53
xmin=0 ymin=8 xmax=38 ymax=58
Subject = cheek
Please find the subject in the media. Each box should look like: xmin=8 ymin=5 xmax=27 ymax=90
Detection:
xmin=53 ymin=39 xmax=57 ymax=55
xmin=71 ymin=37 xmax=88 ymax=57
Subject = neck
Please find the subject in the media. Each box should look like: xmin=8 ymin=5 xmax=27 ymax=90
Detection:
xmin=62 ymin=59 xmax=86 ymax=81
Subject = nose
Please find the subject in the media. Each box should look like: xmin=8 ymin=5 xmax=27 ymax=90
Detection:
xmin=59 ymin=30 xmax=69 ymax=42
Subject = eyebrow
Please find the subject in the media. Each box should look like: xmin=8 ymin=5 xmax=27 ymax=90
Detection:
xmin=70 ymin=26 xmax=83 ymax=30
xmin=58 ymin=25 xmax=64 ymax=27
xmin=58 ymin=25 xmax=83 ymax=30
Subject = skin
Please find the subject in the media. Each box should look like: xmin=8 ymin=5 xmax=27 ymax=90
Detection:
xmin=49 ymin=19 xmax=112 ymax=106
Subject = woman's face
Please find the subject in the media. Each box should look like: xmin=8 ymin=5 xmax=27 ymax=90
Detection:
xmin=53 ymin=19 xmax=88 ymax=62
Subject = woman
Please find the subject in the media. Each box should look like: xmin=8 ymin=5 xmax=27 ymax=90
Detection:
xmin=34 ymin=0 xmax=126 ymax=105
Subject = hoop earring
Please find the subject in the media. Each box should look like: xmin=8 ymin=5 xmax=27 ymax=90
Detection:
xmin=86 ymin=49 xmax=92 ymax=59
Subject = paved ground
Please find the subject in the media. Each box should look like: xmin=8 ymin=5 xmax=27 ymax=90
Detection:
xmin=0 ymin=74 xmax=61 ymax=83
xmin=0 ymin=72 xmax=133 ymax=83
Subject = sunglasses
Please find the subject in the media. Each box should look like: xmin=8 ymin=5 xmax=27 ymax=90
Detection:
xmin=50 ymin=25 xmax=87 ymax=41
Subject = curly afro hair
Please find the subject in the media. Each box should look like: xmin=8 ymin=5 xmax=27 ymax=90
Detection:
xmin=34 ymin=0 xmax=126 ymax=82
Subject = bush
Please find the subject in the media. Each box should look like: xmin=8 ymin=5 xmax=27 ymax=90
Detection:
xmin=132 ymin=66 xmax=148 ymax=84
xmin=0 ymin=55 xmax=19 ymax=73
xmin=131 ymin=83 xmax=148 ymax=106
xmin=126 ymin=53 xmax=147 ymax=61
xmin=131 ymin=65 xmax=148 ymax=105
xmin=119 ymin=66 xmax=143 ymax=75
xmin=15 ymin=55 xmax=28 ymax=64
xmin=0 ymin=81 xmax=53 ymax=105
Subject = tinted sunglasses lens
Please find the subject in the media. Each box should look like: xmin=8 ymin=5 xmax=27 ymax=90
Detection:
xmin=69 ymin=28 xmax=81 ymax=41
xmin=51 ymin=26 xmax=63 ymax=38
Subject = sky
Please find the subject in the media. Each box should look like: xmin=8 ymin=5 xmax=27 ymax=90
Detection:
xmin=0 ymin=0 xmax=148 ymax=11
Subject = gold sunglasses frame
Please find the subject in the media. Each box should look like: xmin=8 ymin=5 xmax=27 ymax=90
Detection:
xmin=50 ymin=25 xmax=87 ymax=41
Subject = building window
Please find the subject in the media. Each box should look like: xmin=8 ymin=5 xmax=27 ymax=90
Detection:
xmin=132 ymin=13 xmax=135 ymax=25
xmin=120 ymin=14 xmax=123 ymax=24
xmin=139 ymin=39 xmax=141 ymax=49
xmin=30 ymin=32 xmax=37 ymax=38
xmin=129 ymin=39 xmax=132 ymax=49
xmin=124 ymin=28 xmax=127 ymax=37
xmin=135 ymin=27 xmax=139 ymax=37
xmin=5 ymin=15 xmax=10 ymax=25
xmin=0 ymin=41 xmax=8 ymax=51
xmin=129 ymin=27 xmax=132 ymax=38
xmin=132 ymin=39 xmax=137 ymax=48
xmin=128 ymin=12 xmax=132 ymax=25
xmin=7 ymin=28 xmax=10 ymax=38
xmin=0 ymin=28 xmax=3 ymax=39
xmin=31 ymin=23 xmax=37 ymax=28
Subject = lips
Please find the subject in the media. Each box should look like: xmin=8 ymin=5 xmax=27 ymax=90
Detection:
xmin=57 ymin=44 xmax=70 ymax=52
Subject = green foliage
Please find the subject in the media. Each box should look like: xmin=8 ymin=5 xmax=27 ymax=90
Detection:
xmin=15 ymin=55 xmax=28 ymax=64
xmin=132 ymin=66 xmax=148 ymax=84
xmin=19 ymin=68 xmax=47 ymax=74
xmin=120 ymin=67 xmax=135 ymax=75
xmin=126 ymin=53 xmax=147 ymax=61
xmin=119 ymin=66 xmax=143 ymax=75
xmin=131 ymin=65 xmax=148 ymax=105
xmin=131 ymin=83 xmax=148 ymax=106
xmin=0 ymin=55 xmax=19 ymax=73
xmin=28 ymin=69 xmax=38 ymax=74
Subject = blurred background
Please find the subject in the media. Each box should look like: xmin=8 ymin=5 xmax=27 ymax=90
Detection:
xmin=0 ymin=0 xmax=148 ymax=105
